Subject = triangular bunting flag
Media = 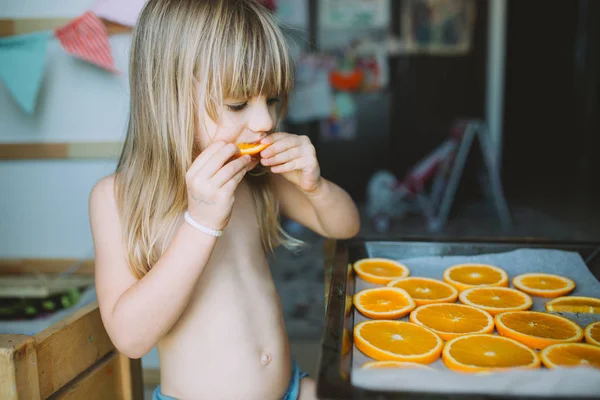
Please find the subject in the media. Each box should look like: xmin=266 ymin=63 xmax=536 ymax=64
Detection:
xmin=56 ymin=11 xmax=119 ymax=73
xmin=0 ymin=31 xmax=52 ymax=113
xmin=92 ymin=0 xmax=148 ymax=27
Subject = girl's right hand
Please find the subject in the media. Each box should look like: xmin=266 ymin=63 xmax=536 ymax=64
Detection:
xmin=185 ymin=141 xmax=252 ymax=231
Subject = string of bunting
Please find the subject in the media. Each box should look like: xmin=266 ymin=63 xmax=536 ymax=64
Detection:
xmin=0 ymin=0 xmax=277 ymax=115
xmin=0 ymin=0 xmax=147 ymax=114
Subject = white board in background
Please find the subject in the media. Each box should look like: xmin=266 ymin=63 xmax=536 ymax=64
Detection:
xmin=0 ymin=0 xmax=96 ymax=18
xmin=319 ymin=0 xmax=390 ymax=29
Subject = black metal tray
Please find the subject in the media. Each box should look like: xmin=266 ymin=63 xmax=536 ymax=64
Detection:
xmin=317 ymin=237 xmax=600 ymax=400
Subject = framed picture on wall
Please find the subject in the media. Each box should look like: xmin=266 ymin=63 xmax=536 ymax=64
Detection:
xmin=400 ymin=0 xmax=476 ymax=55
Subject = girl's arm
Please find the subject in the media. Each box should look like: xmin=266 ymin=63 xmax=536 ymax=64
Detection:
xmin=91 ymin=142 xmax=250 ymax=359
xmin=259 ymin=132 xmax=360 ymax=239
xmin=273 ymin=174 xmax=360 ymax=239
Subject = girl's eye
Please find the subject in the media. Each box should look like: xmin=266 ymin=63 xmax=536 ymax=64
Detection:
xmin=267 ymin=97 xmax=280 ymax=106
xmin=226 ymin=102 xmax=248 ymax=112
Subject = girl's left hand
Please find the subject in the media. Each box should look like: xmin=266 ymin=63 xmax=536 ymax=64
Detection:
xmin=260 ymin=132 xmax=322 ymax=193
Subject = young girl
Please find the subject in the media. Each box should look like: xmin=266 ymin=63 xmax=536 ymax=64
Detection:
xmin=89 ymin=0 xmax=359 ymax=399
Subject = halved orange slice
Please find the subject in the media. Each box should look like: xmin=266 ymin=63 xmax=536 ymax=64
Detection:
xmin=353 ymin=287 xmax=416 ymax=319
xmin=495 ymin=311 xmax=583 ymax=349
xmin=236 ymin=142 xmax=269 ymax=156
xmin=442 ymin=334 xmax=541 ymax=373
xmin=387 ymin=277 xmax=458 ymax=306
xmin=546 ymin=296 xmax=600 ymax=313
xmin=409 ymin=303 xmax=494 ymax=341
xmin=512 ymin=273 xmax=575 ymax=298
xmin=458 ymin=286 xmax=533 ymax=316
xmin=353 ymin=258 xmax=410 ymax=284
xmin=362 ymin=361 xmax=435 ymax=370
xmin=540 ymin=343 xmax=600 ymax=369
xmin=353 ymin=320 xmax=443 ymax=364
xmin=443 ymin=263 xmax=508 ymax=291
xmin=585 ymin=321 xmax=600 ymax=346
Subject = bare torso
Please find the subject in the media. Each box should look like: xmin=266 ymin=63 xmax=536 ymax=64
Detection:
xmin=158 ymin=181 xmax=291 ymax=400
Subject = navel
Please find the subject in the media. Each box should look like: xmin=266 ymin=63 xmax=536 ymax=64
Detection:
xmin=261 ymin=352 xmax=272 ymax=365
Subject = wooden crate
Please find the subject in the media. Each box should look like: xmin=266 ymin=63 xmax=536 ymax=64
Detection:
xmin=0 ymin=260 xmax=143 ymax=399
xmin=0 ymin=301 xmax=143 ymax=400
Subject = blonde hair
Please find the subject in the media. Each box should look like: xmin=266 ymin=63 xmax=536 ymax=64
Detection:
xmin=115 ymin=0 xmax=300 ymax=279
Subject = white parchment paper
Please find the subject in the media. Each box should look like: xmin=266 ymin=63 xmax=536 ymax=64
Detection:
xmin=351 ymin=248 xmax=600 ymax=397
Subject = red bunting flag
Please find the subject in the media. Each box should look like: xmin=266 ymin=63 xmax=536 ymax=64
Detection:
xmin=55 ymin=11 xmax=118 ymax=73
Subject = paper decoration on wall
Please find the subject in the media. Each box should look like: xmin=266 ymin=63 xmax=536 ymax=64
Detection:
xmin=287 ymin=54 xmax=335 ymax=123
xmin=93 ymin=0 xmax=148 ymax=27
xmin=259 ymin=0 xmax=277 ymax=12
xmin=0 ymin=31 xmax=52 ymax=113
xmin=56 ymin=12 xmax=118 ymax=73
xmin=320 ymin=0 xmax=390 ymax=29
xmin=276 ymin=0 xmax=308 ymax=28
xmin=400 ymin=0 xmax=476 ymax=55
xmin=320 ymin=92 xmax=357 ymax=141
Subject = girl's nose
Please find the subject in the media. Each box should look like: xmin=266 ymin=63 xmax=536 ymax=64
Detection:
xmin=248 ymin=101 xmax=274 ymax=133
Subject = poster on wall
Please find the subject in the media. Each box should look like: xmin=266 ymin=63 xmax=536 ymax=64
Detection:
xmin=400 ymin=0 xmax=476 ymax=55
xmin=320 ymin=0 xmax=390 ymax=29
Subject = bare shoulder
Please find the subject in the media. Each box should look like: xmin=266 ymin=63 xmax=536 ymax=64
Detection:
xmin=89 ymin=174 xmax=118 ymax=217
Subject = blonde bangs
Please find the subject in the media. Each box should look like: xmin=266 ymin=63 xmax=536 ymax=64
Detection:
xmin=200 ymin=0 xmax=294 ymax=119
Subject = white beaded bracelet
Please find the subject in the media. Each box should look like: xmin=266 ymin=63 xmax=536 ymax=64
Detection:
xmin=184 ymin=211 xmax=223 ymax=237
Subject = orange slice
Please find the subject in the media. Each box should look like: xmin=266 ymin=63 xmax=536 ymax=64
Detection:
xmin=512 ymin=273 xmax=575 ymax=298
xmin=495 ymin=311 xmax=583 ymax=349
xmin=540 ymin=343 xmax=600 ymax=369
xmin=546 ymin=296 xmax=600 ymax=313
xmin=236 ymin=142 xmax=269 ymax=156
xmin=353 ymin=258 xmax=410 ymax=285
xmin=353 ymin=287 xmax=416 ymax=319
xmin=387 ymin=277 xmax=458 ymax=306
xmin=585 ymin=321 xmax=600 ymax=346
xmin=354 ymin=320 xmax=443 ymax=364
xmin=442 ymin=334 xmax=541 ymax=373
xmin=409 ymin=303 xmax=494 ymax=341
xmin=362 ymin=361 xmax=435 ymax=370
xmin=443 ymin=263 xmax=508 ymax=291
xmin=458 ymin=286 xmax=533 ymax=316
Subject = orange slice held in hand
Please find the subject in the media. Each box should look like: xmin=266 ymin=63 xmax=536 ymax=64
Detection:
xmin=409 ymin=303 xmax=495 ymax=341
xmin=545 ymin=296 xmax=600 ymax=314
xmin=540 ymin=343 xmax=600 ymax=369
xmin=387 ymin=277 xmax=458 ymax=306
xmin=353 ymin=287 xmax=416 ymax=319
xmin=458 ymin=286 xmax=533 ymax=316
xmin=354 ymin=320 xmax=443 ymax=364
xmin=353 ymin=258 xmax=410 ymax=285
xmin=236 ymin=142 xmax=269 ymax=156
xmin=443 ymin=263 xmax=509 ymax=291
xmin=584 ymin=321 xmax=600 ymax=346
xmin=442 ymin=334 xmax=541 ymax=373
xmin=362 ymin=361 xmax=436 ymax=370
xmin=494 ymin=311 xmax=583 ymax=349
xmin=512 ymin=272 xmax=575 ymax=298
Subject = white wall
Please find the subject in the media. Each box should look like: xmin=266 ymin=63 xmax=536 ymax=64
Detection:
xmin=0 ymin=1 xmax=131 ymax=258
xmin=0 ymin=0 xmax=161 ymax=371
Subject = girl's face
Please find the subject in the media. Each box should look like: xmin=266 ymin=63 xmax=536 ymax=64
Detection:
xmin=196 ymin=88 xmax=280 ymax=169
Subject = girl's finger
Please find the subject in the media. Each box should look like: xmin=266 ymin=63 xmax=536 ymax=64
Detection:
xmin=222 ymin=165 xmax=248 ymax=193
xmin=271 ymin=156 xmax=316 ymax=174
xmin=212 ymin=155 xmax=252 ymax=187
xmin=261 ymin=146 xmax=301 ymax=166
xmin=260 ymin=135 xmax=300 ymax=158
xmin=197 ymin=143 xmax=240 ymax=179
xmin=187 ymin=140 xmax=227 ymax=176
xmin=260 ymin=132 xmax=288 ymax=145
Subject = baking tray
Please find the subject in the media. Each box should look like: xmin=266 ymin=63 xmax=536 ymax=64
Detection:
xmin=317 ymin=237 xmax=600 ymax=400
